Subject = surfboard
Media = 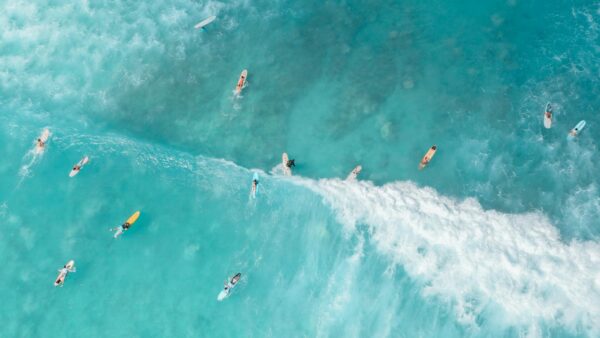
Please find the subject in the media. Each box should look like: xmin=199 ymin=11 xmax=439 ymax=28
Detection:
xmin=126 ymin=211 xmax=141 ymax=225
xmin=194 ymin=15 xmax=216 ymax=29
xmin=251 ymin=172 xmax=259 ymax=198
xmin=282 ymin=153 xmax=291 ymax=176
xmin=346 ymin=165 xmax=362 ymax=181
xmin=54 ymin=260 xmax=75 ymax=286
xmin=35 ymin=128 xmax=50 ymax=153
xmin=69 ymin=156 xmax=89 ymax=177
xmin=419 ymin=145 xmax=437 ymax=170
xmin=113 ymin=211 xmax=140 ymax=238
xmin=235 ymin=69 xmax=248 ymax=94
xmin=543 ymin=103 xmax=552 ymax=129
xmin=217 ymin=289 xmax=229 ymax=301
xmin=568 ymin=120 xmax=586 ymax=140
xmin=217 ymin=273 xmax=241 ymax=301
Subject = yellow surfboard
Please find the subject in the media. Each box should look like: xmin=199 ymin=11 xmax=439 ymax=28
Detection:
xmin=126 ymin=211 xmax=141 ymax=225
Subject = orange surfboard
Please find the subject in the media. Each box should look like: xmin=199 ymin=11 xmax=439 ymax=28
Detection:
xmin=419 ymin=145 xmax=437 ymax=170
xmin=235 ymin=70 xmax=248 ymax=94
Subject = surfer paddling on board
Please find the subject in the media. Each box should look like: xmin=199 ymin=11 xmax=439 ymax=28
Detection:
xmin=37 ymin=138 xmax=45 ymax=149
xmin=235 ymin=70 xmax=248 ymax=95
xmin=419 ymin=145 xmax=437 ymax=170
xmin=569 ymin=128 xmax=579 ymax=137
xmin=224 ymin=273 xmax=241 ymax=291
xmin=346 ymin=165 xmax=362 ymax=180
xmin=543 ymin=103 xmax=553 ymax=129
xmin=54 ymin=262 xmax=76 ymax=287
xmin=110 ymin=211 xmax=140 ymax=239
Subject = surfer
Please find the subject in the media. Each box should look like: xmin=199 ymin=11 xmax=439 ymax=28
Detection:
xmin=55 ymin=263 xmax=76 ymax=286
xmin=570 ymin=128 xmax=578 ymax=137
xmin=237 ymin=74 xmax=246 ymax=89
xmin=72 ymin=164 xmax=81 ymax=172
xmin=111 ymin=222 xmax=131 ymax=238
xmin=420 ymin=146 xmax=437 ymax=166
xmin=252 ymin=178 xmax=258 ymax=192
xmin=286 ymin=159 xmax=295 ymax=168
xmin=37 ymin=138 xmax=45 ymax=149
xmin=235 ymin=70 xmax=248 ymax=94
xmin=347 ymin=165 xmax=362 ymax=180
xmin=545 ymin=104 xmax=552 ymax=120
xmin=224 ymin=273 xmax=241 ymax=291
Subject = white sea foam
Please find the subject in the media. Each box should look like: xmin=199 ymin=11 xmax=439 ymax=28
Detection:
xmin=301 ymin=178 xmax=600 ymax=336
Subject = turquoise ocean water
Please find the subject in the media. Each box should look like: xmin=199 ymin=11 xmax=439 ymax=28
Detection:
xmin=1 ymin=0 xmax=600 ymax=337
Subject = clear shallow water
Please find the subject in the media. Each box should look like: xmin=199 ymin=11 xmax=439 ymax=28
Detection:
xmin=1 ymin=1 xmax=599 ymax=337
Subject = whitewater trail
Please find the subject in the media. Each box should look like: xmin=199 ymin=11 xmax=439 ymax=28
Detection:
xmin=300 ymin=178 xmax=600 ymax=336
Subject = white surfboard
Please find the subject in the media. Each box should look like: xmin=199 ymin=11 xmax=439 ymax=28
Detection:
xmin=346 ymin=165 xmax=362 ymax=181
xmin=217 ymin=289 xmax=229 ymax=301
xmin=69 ymin=156 xmax=89 ymax=177
xmin=543 ymin=103 xmax=552 ymax=129
xmin=282 ymin=153 xmax=292 ymax=176
xmin=194 ymin=15 xmax=216 ymax=29
xmin=568 ymin=120 xmax=586 ymax=140
xmin=35 ymin=128 xmax=50 ymax=154
xmin=217 ymin=273 xmax=241 ymax=301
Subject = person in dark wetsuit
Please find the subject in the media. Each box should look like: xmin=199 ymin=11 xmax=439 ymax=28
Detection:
xmin=224 ymin=273 xmax=242 ymax=291
xmin=286 ymin=159 xmax=295 ymax=168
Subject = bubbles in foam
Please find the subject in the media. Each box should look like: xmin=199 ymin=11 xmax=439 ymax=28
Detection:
xmin=303 ymin=178 xmax=600 ymax=336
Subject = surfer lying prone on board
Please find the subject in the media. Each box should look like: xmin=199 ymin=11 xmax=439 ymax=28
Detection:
xmin=111 ymin=222 xmax=131 ymax=238
xmin=55 ymin=263 xmax=76 ymax=286
xmin=224 ymin=273 xmax=241 ymax=291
